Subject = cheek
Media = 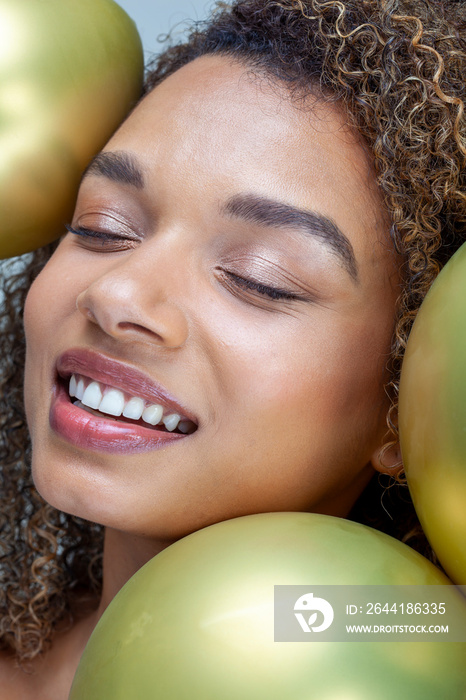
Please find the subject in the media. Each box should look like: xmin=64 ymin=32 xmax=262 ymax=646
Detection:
xmin=192 ymin=319 xmax=387 ymax=517
xmin=23 ymin=253 xmax=81 ymax=419
xmin=208 ymin=312 xmax=393 ymax=503
xmin=25 ymin=263 xmax=63 ymax=351
xmin=24 ymin=246 xmax=84 ymax=340
xmin=23 ymin=271 xmax=54 ymax=428
xmin=24 ymin=269 xmax=49 ymax=342
xmin=223 ymin=314 xmax=389 ymax=428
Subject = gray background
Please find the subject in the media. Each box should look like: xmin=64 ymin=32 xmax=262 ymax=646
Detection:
xmin=116 ymin=0 xmax=216 ymax=58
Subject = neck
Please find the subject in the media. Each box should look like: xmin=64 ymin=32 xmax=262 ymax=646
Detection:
xmin=95 ymin=527 xmax=175 ymax=619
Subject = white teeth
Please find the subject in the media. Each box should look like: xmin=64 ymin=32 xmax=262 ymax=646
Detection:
xmin=98 ymin=389 xmax=125 ymax=417
xmin=69 ymin=375 xmax=77 ymax=397
xmin=122 ymin=397 xmax=145 ymax=420
xmin=76 ymin=377 xmax=85 ymax=401
xmin=68 ymin=374 xmax=195 ymax=433
xmin=163 ymin=413 xmax=181 ymax=432
xmin=141 ymin=404 xmax=164 ymax=426
xmin=82 ymin=381 xmax=103 ymax=410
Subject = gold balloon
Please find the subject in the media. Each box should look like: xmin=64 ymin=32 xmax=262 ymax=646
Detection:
xmin=0 ymin=0 xmax=143 ymax=258
xmin=70 ymin=513 xmax=466 ymax=700
xmin=399 ymin=242 xmax=466 ymax=584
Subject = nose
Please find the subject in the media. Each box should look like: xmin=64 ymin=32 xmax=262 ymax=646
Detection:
xmin=76 ymin=252 xmax=189 ymax=349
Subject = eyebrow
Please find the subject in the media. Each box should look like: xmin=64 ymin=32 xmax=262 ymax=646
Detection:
xmin=222 ymin=193 xmax=358 ymax=281
xmin=81 ymin=152 xmax=358 ymax=280
xmin=82 ymin=151 xmax=144 ymax=189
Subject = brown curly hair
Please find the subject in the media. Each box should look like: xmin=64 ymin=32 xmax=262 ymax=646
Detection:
xmin=1 ymin=0 xmax=465 ymax=665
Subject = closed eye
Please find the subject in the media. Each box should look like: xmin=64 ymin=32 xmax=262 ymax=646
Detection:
xmin=218 ymin=269 xmax=303 ymax=301
xmin=65 ymin=224 xmax=138 ymax=251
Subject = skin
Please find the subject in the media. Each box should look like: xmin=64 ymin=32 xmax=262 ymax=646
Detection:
xmin=4 ymin=55 xmax=400 ymax=697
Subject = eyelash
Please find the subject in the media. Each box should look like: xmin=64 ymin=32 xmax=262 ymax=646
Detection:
xmin=65 ymin=224 xmax=124 ymax=242
xmin=66 ymin=225 xmax=301 ymax=302
xmin=220 ymin=270 xmax=300 ymax=301
xmin=65 ymin=224 xmax=141 ymax=254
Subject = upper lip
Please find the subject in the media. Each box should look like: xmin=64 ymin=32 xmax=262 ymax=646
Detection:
xmin=56 ymin=348 xmax=198 ymax=424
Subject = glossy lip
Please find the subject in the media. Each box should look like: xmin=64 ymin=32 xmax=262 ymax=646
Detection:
xmin=49 ymin=348 xmax=198 ymax=455
xmin=56 ymin=348 xmax=198 ymax=423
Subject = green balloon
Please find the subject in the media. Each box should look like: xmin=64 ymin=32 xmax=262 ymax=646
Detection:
xmin=70 ymin=513 xmax=466 ymax=700
xmin=399 ymin=242 xmax=466 ymax=584
xmin=0 ymin=0 xmax=143 ymax=258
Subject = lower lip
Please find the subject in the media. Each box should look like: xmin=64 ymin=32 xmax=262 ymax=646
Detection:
xmin=50 ymin=383 xmax=187 ymax=454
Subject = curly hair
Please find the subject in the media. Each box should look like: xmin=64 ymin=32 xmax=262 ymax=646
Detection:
xmin=0 ymin=247 xmax=104 ymax=666
xmin=1 ymin=0 xmax=465 ymax=665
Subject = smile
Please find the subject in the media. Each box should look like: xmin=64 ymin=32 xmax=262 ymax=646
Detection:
xmin=69 ymin=374 xmax=196 ymax=434
xmin=49 ymin=348 xmax=198 ymax=454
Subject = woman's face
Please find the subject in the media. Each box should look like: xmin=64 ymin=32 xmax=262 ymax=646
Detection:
xmin=24 ymin=55 xmax=400 ymax=541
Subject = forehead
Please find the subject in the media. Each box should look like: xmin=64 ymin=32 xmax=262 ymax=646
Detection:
xmin=106 ymin=55 xmax=391 ymax=272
